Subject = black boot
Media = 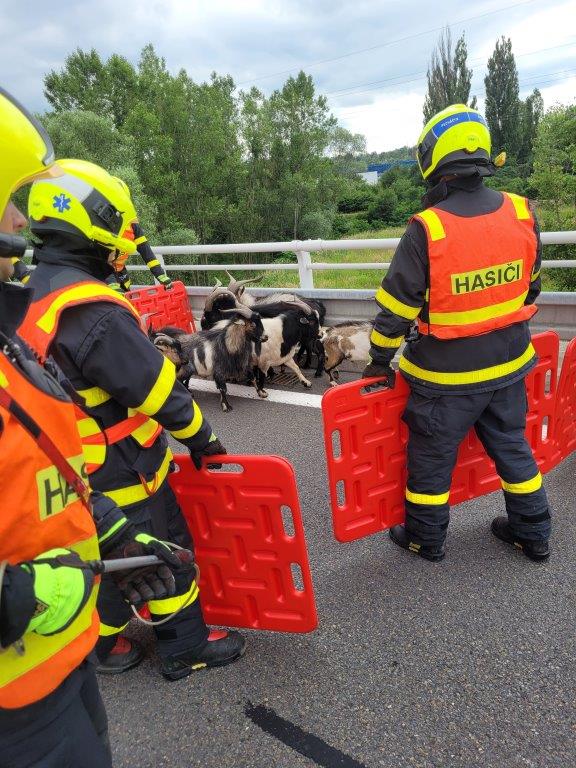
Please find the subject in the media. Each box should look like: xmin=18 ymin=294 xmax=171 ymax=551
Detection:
xmin=96 ymin=637 xmax=145 ymax=675
xmin=491 ymin=517 xmax=550 ymax=562
xmin=160 ymin=630 xmax=246 ymax=681
xmin=389 ymin=525 xmax=445 ymax=562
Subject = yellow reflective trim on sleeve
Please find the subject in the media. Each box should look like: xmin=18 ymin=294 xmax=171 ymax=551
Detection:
xmin=370 ymin=329 xmax=403 ymax=349
xmin=134 ymin=235 xmax=147 ymax=246
xmin=77 ymin=417 xmax=101 ymax=438
xmin=77 ymin=386 xmax=112 ymax=407
xmin=37 ymin=285 xmax=138 ymax=333
xmin=405 ymin=488 xmax=450 ymax=506
xmin=428 ymin=291 xmax=528 ymax=326
xmin=103 ymin=448 xmax=173 ymax=507
xmin=10 ymin=257 xmax=19 ymax=264
xmin=505 ymin=192 xmax=530 ymax=220
xmin=501 ymin=472 xmax=542 ymax=494
xmin=131 ymin=416 xmax=162 ymax=446
xmin=171 ymin=401 xmax=204 ymax=440
xmin=146 ymin=259 xmax=160 ymax=268
xmin=82 ymin=444 xmax=106 ymax=467
xmin=531 ymin=269 xmax=541 ymax=282
xmin=416 ymin=209 xmax=446 ymax=241
xmin=148 ymin=581 xmax=199 ymax=616
xmin=399 ymin=343 xmax=535 ymax=385
xmin=99 ymin=621 xmax=129 ymax=637
xmin=137 ymin=356 xmax=176 ymax=416
xmin=375 ymin=287 xmax=421 ymax=320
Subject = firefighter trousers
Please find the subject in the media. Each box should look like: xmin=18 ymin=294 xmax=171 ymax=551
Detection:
xmin=0 ymin=661 xmax=111 ymax=768
xmin=402 ymin=378 xmax=551 ymax=548
xmin=95 ymin=480 xmax=209 ymax=661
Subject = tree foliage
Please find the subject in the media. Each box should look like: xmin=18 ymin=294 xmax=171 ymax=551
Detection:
xmin=423 ymin=28 xmax=477 ymax=123
xmin=484 ymin=37 xmax=520 ymax=156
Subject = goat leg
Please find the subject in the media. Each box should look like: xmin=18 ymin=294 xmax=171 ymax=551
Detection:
xmin=314 ymin=342 xmax=325 ymax=378
xmin=214 ymin=375 xmax=233 ymax=412
xmin=284 ymin=357 xmax=312 ymax=388
xmin=254 ymin=367 xmax=268 ymax=398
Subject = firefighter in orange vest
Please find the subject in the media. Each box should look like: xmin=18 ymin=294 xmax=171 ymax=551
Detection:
xmin=0 ymin=88 xmax=185 ymax=767
xmin=363 ymin=104 xmax=551 ymax=563
xmin=21 ymin=158 xmax=246 ymax=678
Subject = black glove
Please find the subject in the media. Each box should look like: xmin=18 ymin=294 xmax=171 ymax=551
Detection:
xmin=361 ymin=362 xmax=396 ymax=389
xmin=190 ymin=433 xmax=227 ymax=470
xmin=107 ymin=530 xmax=184 ymax=606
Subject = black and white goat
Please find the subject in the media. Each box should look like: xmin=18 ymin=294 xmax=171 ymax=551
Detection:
xmin=252 ymin=302 xmax=321 ymax=397
xmin=222 ymin=272 xmax=327 ymax=374
xmin=155 ymin=305 xmax=267 ymax=412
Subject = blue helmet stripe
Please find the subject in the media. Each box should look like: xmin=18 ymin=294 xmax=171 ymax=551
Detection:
xmin=432 ymin=111 xmax=487 ymax=139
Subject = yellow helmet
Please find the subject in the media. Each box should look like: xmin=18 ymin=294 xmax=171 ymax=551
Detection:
xmin=416 ymin=104 xmax=491 ymax=181
xmin=28 ymin=159 xmax=138 ymax=255
xmin=0 ymin=86 xmax=57 ymax=217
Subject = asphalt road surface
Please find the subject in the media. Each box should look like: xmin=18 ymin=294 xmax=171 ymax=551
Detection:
xmin=101 ymin=367 xmax=575 ymax=768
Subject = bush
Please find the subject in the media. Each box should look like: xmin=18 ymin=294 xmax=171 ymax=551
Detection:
xmin=367 ymin=188 xmax=398 ymax=224
xmin=332 ymin=213 xmax=371 ymax=236
xmin=299 ymin=210 xmax=334 ymax=239
xmin=337 ymin=183 xmax=376 ymax=213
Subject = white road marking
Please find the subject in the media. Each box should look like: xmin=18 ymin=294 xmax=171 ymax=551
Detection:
xmin=189 ymin=377 xmax=323 ymax=409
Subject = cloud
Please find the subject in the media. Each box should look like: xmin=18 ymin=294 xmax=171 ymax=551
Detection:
xmin=1 ymin=0 xmax=575 ymax=151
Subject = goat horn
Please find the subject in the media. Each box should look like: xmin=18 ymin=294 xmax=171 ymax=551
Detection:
xmin=213 ymin=277 xmax=223 ymax=288
xmin=220 ymin=304 xmax=256 ymax=320
xmin=204 ymin=287 xmax=236 ymax=311
xmin=226 ymin=271 xmax=265 ymax=294
xmin=285 ymin=298 xmax=312 ymax=315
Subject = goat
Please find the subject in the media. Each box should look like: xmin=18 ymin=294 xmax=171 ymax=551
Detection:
xmin=224 ymin=272 xmax=326 ymax=374
xmin=252 ymin=303 xmax=321 ymax=397
xmin=149 ymin=329 xmax=195 ymax=388
xmin=321 ymin=321 xmax=373 ymax=386
xmin=156 ymin=305 xmax=267 ymax=412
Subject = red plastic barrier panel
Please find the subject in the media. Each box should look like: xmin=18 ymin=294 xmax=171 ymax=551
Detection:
xmin=554 ymin=337 xmax=576 ymax=461
xmin=169 ymin=454 xmax=318 ymax=633
xmin=322 ymin=332 xmax=559 ymax=543
xmin=126 ymin=280 xmax=196 ymax=333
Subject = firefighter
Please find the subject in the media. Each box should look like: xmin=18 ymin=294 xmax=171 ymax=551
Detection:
xmin=20 ymin=158 xmax=246 ymax=679
xmin=106 ymin=214 xmax=173 ymax=293
xmin=363 ymin=104 xmax=551 ymax=563
xmin=0 ymin=88 xmax=185 ymax=766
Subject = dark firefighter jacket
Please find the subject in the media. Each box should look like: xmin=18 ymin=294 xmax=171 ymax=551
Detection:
xmin=368 ymin=176 xmax=541 ymax=395
xmin=107 ymin=222 xmax=171 ymax=292
xmin=22 ymin=242 xmax=212 ymax=510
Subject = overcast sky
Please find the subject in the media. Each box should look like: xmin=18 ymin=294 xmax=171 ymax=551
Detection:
xmin=2 ymin=0 xmax=575 ymax=152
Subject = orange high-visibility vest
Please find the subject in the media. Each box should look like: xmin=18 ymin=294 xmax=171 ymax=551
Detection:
xmin=0 ymin=351 xmax=100 ymax=709
xmin=413 ymin=192 xmax=538 ymax=339
xmin=19 ymin=280 xmax=143 ymax=362
xmin=19 ymin=280 xmax=163 ymax=474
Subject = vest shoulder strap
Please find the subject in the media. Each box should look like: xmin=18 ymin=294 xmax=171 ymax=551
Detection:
xmin=414 ymin=209 xmax=446 ymax=241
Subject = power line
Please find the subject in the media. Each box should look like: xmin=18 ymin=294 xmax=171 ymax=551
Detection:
xmin=333 ymin=68 xmax=576 ymax=118
xmin=236 ymin=0 xmax=538 ymax=86
xmin=327 ymin=40 xmax=576 ymax=99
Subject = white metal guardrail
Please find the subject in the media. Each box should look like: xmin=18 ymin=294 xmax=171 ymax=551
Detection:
xmin=123 ymin=231 xmax=576 ymax=291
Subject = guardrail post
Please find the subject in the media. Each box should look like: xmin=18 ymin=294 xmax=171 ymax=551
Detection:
xmin=296 ymin=249 xmax=314 ymax=289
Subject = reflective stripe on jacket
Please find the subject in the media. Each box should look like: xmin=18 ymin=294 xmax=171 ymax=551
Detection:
xmin=0 ymin=353 xmax=99 ymax=709
xmin=413 ymin=192 xmax=538 ymax=339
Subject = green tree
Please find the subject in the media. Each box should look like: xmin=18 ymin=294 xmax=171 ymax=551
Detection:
xmin=530 ymin=104 xmax=576 ymax=289
xmin=423 ymin=28 xmax=477 ymax=123
xmin=518 ymin=89 xmax=544 ymax=165
xmin=44 ymin=49 xmax=137 ymax=128
xmin=484 ymin=37 xmax=520 ymax=156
